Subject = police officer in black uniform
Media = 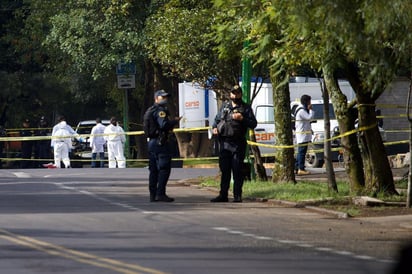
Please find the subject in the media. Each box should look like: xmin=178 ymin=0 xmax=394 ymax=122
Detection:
xmin=35 ymin=116 xmax=51 ymax=168
xmin=211 ymin=85 xmax=257 ymax=203
xmin=20 ymin=118 xmax=33 ymax=168
xmin=0 ymin=125 xmax=6 ymax=169
xmin=146 ymin=90 xmax=181 ymax=202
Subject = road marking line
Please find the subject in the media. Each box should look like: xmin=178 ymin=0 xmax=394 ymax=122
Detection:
xmin=315 ymin=247 xmax=333 ymax=252
xmin=227 ymin=230 xmax=244 ymax=235
xmin=12 ymin=172 xmax=32 ymax=178
xmin=297 ymin=243 xmax=314 ymax=248
xmin=0 ymin=228 xmax=167 ymax=274
xmin=212 ymin=227 xmax=229 ymax=231
xmin=254 ymin=236 xmax=274 ymax=240
xmin=212 ymin=226 xmax=393 ymax=263
xmin=52 ymin=182 xmax=187 ymax=215
xmin=353 ymin=255 xmax=375 ymax=260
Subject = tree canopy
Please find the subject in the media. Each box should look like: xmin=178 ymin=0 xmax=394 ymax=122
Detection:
xmin=0 ymin=0 xmax=411 ymax=191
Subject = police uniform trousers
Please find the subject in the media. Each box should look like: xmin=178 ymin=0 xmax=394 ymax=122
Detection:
xmin=218 ymin=139 xmax=246 ymax=198
xmin=20 ymin=141 xmax=33 ymax=168
xmin=148 ymin=138 xmax=172 ymax=198
xmin=36 ymin=140 xmax=50 ymax=167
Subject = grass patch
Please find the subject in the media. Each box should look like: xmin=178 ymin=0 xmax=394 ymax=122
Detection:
xmin=182 ymin=158 xmax=218 ymax=166
xmin=201 ymin=178 xmax=350 ymax=202
xmin=395 ymin=177 xmax=408 ymax=189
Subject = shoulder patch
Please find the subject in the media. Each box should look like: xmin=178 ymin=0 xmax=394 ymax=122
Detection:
xmin=158 ymin=111 xmax=166 ymax=118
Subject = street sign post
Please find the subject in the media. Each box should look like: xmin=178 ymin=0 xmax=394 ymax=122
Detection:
xmin=116 ymin=62 xmax=136 ymax=159
xmin=116 ymin=62 xmax=136 ymax=75
xmin=117 ymin=75 xmax=135 ymax=89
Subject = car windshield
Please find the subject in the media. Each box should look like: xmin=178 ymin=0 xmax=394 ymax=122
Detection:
xmin=76 ymin=121 xmax=110 ymax=135
xmin=255 ymin=105 xmax=274 ymax=123
xmin=76 ymin=125 xmax=94 ymax=135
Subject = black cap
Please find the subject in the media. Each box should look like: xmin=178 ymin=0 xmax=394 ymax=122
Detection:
xmin=155 ymin=90 xmax=169 ymax=97
xmin=230 ymin=85 xmax=242 ymax=94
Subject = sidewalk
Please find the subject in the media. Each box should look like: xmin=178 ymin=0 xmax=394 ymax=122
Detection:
xmin=173 ymin=168 xmax=412 ymax=232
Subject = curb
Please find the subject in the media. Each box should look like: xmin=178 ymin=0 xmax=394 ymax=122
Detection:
xmin=177 ymin=179 xmax=349 ymax=218
xmin=262 ymin=198 xmax=349 ymax=218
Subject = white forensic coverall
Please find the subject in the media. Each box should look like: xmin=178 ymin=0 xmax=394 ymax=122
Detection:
xmin=104 ymin=123 xmax=126 ymax=168
xmin=90 ymin=123 xmax=106 ymax=153
xmin=51 ymin=121 xmax=76 ymax=168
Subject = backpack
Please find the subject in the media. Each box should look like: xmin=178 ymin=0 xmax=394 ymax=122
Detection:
xmin=143 ymin=106 xmax=159 ymax=138
xmin=291 ymin=107 xmax=304 ymax=131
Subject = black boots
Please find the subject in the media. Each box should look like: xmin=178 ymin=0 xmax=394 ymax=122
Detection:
xmin=210 ymin=195 xmax=242 ymax=203
xmin=233 ymin=195 xmax=242 ymax=203
xmin=210 ymin=195 xmax=229 ymax=202
xmin=156 ymin=195 xmax=175 ymax=202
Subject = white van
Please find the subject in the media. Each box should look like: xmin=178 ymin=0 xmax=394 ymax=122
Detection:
xmin=253 ymin=100 xmax=340 ymax=166
xmin=290 ymin=100 xmax=386 ymax=167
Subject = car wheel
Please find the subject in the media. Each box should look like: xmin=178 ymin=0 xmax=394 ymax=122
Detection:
xmin=305 ymin=144 xmax=324 ymax=168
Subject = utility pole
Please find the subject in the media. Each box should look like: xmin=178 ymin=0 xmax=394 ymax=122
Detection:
xmin=123 ymin=89 xmax=129 ymax=158
xmin=241 ymin=40 xmax=255 ymax=180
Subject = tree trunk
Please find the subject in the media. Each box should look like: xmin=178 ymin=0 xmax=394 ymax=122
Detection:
xmin=270 ymin=67 xmax=296 ymax=183
xmin=318 ymin=78 xmax=337 ymax=192
xmin=357 ymin=98 xmax=398 ymax=195
xmin=249 ymin=131 xmax=268 ymax=181
xmin=323 ymin=68 xmax=365 ymax=194
xmin=344 ymin=64 xmax=398 ymax=196
xmin=174 ymin=131 xmax=213 ymax=158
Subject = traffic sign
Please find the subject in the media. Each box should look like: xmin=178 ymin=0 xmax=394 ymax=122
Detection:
xmin=117 ymin=75 xmax=135 ymax=89
xmin=116 ymin=62 xmax=136 ymax=75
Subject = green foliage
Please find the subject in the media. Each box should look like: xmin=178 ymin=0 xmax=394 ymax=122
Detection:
xmin=0 ymin=0 xmax=146 ymax=127
xmin=40 ymin=0 xmax=145 ymax=79
xmin=144 ymin=0 xmax=240 ymax=89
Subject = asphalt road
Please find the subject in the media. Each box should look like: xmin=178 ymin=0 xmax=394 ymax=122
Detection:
xmin=0 ymin=168 xmax=410 ymax=274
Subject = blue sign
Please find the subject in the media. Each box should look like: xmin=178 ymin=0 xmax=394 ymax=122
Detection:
xmin=116 ymin=62 xmax=136 ymax=75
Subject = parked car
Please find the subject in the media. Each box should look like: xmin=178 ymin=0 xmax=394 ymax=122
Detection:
xmin=72 ymin=120 xmax=110 ymax=160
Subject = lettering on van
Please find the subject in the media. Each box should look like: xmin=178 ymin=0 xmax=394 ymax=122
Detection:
xmin=255 ymin=132 xmax=275 ymax=142
xmin=184 ymin=100 xmax=200 ymax=109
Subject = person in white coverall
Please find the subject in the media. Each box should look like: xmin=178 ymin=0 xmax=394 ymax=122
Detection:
xmin=104 ymin=117 xmax=126 ymax=168
xmin=51 ymin=116 xmax=77 ymax=168
xmin=90 ymin=118 xmax=106 ymax=168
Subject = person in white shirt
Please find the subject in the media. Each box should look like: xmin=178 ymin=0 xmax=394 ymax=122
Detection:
xmin=103 ymin=117 xmax=126 ymax=168
xmin=51 ymin=116 xmax=77 ymax=168
xmin=90 ymin=118 xmax=106 ymax=168
xmin=294 ymin=95 xmax=315 ymax=175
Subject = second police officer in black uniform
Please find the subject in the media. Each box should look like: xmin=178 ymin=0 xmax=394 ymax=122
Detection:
xmin=20 ymin=118 xmax=33 ymax=168
xmin=211 ymin=85 xmax=257 ymax=203
xmin=144 ymin=90 xmax=181 ymax=202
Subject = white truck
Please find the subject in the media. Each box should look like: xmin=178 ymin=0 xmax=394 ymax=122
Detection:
xmin=250 ymin=78 xmax=356 ymax=165
xmin=178 ymin=78 xmax=357 ymax=167
xmin=178 ymin=82 xmax=217 ymax=135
